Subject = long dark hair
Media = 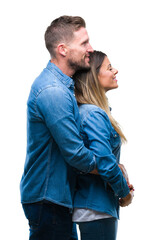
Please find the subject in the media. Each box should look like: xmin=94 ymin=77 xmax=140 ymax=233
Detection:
xmin=74 ymin=50 xmax=126 ymax=142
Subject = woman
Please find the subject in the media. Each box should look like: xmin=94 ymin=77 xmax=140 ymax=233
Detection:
xmin=72 ymin=51 xmax=134 ymax=240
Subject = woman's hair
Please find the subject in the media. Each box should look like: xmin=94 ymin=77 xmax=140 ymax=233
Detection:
xmin=44 ymin=15 xmax=86 ymax=58
xmin=74 ymin=50 xmax=127 ymax=143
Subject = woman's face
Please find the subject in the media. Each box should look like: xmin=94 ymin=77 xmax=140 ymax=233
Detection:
xmin=98 ymin=56 xmax=118 ymax=92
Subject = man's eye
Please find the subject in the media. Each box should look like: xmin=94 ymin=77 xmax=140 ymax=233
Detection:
xmin=82 ymin=41 xmax=88 ymax=46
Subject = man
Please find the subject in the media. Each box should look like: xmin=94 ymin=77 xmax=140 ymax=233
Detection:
xmin=20 ymin=15 xmax=95 ymax=240
xmin=20 ymin=15 xmax=132 ymax=240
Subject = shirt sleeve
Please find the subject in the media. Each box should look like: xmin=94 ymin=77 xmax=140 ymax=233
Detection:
xmin=82 ymin=109 xmax=130 ymax=198
xmin=36 ymin=86 xmax=96 ymax=173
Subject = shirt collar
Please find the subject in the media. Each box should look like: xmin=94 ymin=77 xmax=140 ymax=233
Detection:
xmin=46 ymin=61 xmax=74 ymax=90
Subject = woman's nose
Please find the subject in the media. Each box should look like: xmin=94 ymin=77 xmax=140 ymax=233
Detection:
xmin=113 ymin=68 xmax=118 ymax=75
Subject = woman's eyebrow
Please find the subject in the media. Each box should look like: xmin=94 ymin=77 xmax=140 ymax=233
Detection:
xmin=107 ymin=64 xmax=112 ymax=69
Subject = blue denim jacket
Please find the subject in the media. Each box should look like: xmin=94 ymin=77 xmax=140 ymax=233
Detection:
xmin=73 ymin=104 xmax=130 ymax=218
xmin=20 ymin=61 xmax=96 ymax=208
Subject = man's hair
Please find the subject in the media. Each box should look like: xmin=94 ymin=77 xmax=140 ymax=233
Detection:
xmin=44 ymin=15 xmax=86 ymax=58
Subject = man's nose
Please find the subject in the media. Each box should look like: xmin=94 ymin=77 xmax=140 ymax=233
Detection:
xmin=87 ymin=43 xmax=94 ymax=53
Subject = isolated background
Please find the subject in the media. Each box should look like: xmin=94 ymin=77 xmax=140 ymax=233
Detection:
xmin=1 ymin=0 xmax=153 ymax=239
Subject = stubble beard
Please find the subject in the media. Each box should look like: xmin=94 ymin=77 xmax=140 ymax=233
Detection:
xmin=67 ymin=56 xmax=91 ymax=73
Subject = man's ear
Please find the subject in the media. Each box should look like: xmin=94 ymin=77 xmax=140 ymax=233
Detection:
xmin=57 ymin=43 xmax=67 ymax=57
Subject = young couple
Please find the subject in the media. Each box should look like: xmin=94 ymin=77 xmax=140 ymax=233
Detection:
xmin=20 ymin=15 xmax=134 ymax=240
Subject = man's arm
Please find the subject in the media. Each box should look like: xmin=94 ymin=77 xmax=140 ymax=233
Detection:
xmin=36 ymin=86 xmax=96 ymax=173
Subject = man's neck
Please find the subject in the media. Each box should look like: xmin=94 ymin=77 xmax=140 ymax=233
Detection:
xmin=50 ymin=59 xmax=75 ymax=77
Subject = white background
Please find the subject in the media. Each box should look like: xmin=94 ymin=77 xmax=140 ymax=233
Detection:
xmin=0 ymin=0 xmax=154 ymax=239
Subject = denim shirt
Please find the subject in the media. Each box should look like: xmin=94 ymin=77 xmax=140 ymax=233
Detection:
xmin=20 ymin=61 xmax=96 ymax=208
xmin=73 ymin=104 xmax=130 ymax=218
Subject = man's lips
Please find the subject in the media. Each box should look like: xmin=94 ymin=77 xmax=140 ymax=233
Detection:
xmin=84 ymin=55 xmax=90 ymax=62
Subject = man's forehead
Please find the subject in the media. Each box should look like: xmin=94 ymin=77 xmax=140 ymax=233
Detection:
xmin=73 ymin=27 xmax=89 ymax=42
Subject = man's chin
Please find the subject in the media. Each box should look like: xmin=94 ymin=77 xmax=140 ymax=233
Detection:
xmin=68 ymin=59 xmax=91 ymax=72
xmin=78 ymin=62 xmax=91 ymax=71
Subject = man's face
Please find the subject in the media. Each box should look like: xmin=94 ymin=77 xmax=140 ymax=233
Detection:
xmin=66 ymin=27 xmax=93 ymax=71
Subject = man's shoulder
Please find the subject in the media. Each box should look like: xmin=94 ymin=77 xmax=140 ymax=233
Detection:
xmin=30 ymin=68 xmax=65 ymax=97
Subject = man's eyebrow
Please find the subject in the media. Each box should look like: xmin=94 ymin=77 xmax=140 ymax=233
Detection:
xmin=81 ymin=38 xmax=89 ymax=44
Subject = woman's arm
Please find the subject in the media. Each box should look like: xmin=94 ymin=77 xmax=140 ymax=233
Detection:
xmin=82 ymin=108 xmax=130 ymax=198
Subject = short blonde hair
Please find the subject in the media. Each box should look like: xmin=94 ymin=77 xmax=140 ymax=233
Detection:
xmin=45 ymin=15 xmax=86 ymax=58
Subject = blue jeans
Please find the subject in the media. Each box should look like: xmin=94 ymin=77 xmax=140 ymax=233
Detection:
xmin=78 ymin=218 xmax=118 ymax=240
xmin=22 ymin=201 xmax=78 ymax=240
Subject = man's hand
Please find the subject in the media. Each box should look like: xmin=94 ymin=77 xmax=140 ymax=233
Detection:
xmin=90 ymin=169 xmax=99 ymax=175
xmin=119 ymin=190 xmax=134 ymax=207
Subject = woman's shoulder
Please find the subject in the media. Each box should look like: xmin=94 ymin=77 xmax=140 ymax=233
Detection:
xmin=79 ymin=104 xmax=111 ymax=126
xmin=79 ymin=104 xmax=108 ymax=118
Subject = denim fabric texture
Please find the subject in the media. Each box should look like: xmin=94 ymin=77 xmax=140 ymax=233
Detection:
xmin=79 ymin=218 xmax=118 ymax=240
xmin=20 ymin=61 xmax=96 ymax=208
xmin=22 ymin=201 xmax=78 ymax=240
xmin=73 ymin=104 xmax=130 ymax=219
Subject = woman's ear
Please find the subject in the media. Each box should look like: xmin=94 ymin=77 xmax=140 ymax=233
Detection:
xmin=57 ymin=43 xmax=67 ymax=57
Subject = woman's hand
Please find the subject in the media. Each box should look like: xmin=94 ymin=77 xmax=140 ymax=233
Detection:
xmin=119 ymin=190 xmax=134 ymax=207
xmin=118 ymin=164 xmax=130 ymax=185
xmin=118 ymin=163 xmax=134 ymax=190
xmin=118 ymin=164 xmax=135 ymax=207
